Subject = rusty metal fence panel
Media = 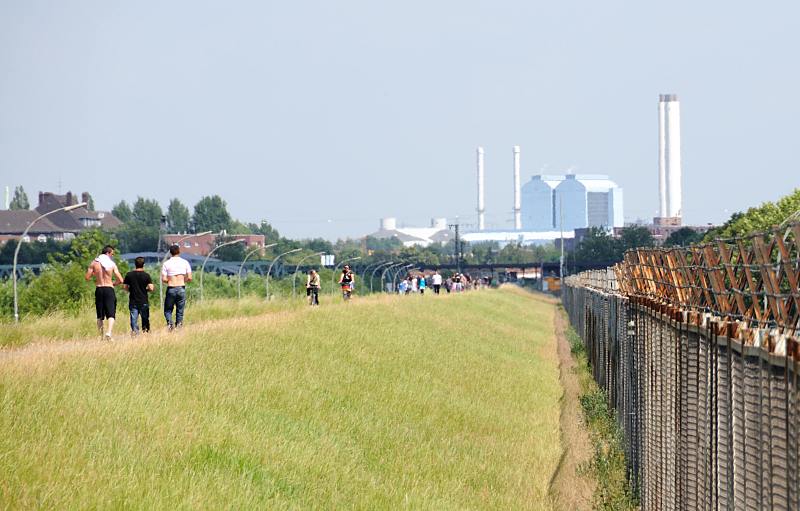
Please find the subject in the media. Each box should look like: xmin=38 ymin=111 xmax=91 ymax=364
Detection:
xmin=561 ymin=224 xmax=800 ymax=510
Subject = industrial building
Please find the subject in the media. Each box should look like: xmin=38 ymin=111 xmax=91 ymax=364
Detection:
xmin=550 ymin=174 xmax=624 ymax=231
xmin=366 ymin=218 xmax=452 ymax=247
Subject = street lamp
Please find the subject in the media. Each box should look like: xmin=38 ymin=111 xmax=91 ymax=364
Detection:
xmin=199 ymin=239 xmax=245 ymax=301
xmin=292 ymin=251 xmax=325 ymax=298
xmin=160 ymin=230 xmax=213 ymax=308
xmin=331 ymin=256 xmax=361 ymax=295
xmin=380 ymin=262 xmax=405 ymax=293
xmin=369 ymin=261 xmax=394 ymax=293
xmin=360 ymin=260 xmax=386 ymax=294
xmin=265 ymin=248 xmax=301 ymax=300
xmin=13 ymin=202 xmax=87 ymax=322
xmin=238 ymin=243 xmax=277 ymax=300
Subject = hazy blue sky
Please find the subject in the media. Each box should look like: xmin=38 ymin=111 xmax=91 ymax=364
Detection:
xmin=1 ymin=1 xmax=798 ymax=239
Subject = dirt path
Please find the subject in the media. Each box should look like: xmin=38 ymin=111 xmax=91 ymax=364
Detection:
xmin=550 ymin=306 xmax=595 ymax=510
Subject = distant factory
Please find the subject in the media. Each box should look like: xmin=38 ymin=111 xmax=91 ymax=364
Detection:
xmin=521 ymin=174 xmax=624 ymax=231
xmin=371 ymin=93 xmax=698 ymax=247
xmin=466 ymin=144 xmax=624 ymax=244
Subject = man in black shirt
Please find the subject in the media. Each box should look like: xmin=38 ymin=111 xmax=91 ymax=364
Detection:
xmin=123 ymin=257 xmax=154 ymax=335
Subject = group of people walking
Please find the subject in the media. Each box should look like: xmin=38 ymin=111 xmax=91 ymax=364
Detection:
xmin=396 ymin=270 xmax=483 ymax=295
xmin=85 ymin=245 xmax=487 ymax=338
xmin=85 ymin=244 xmax=193 ymax=339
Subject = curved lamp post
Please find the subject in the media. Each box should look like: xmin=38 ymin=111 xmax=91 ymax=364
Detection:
xmin=369 ymin=261 xmax=394 ymax=293
xmin=199 ymin=238 xmax=245 ymax=302
xmin=13 ymin=202 xmax=87 ymax=322
xmin=237 ymin=243 xmax=277 ymax=300
xmin=393 ymin=264 xmax=415 ymax=292
xmin=265 ymin=247 xmax=301 ymax=300
xmin=380 ymin=262 xmax=405 ymax=293
xmin=361 ymin=260 xmax=387 ymax=294
xmin=358 ymin=261 xmax=378 ymax=295
xmin=331 ymin=256 xmax=361 ymax=295
xmin=292 ymin=251 xmax=325 ymax=298
xmin=160 ymin=230 xmax=213 ymax=308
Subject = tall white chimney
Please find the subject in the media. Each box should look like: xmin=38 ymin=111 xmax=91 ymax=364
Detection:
xmin=658 ymin=94 xmax=682 ymax=219
xmin=513 ymin=145 xmax=522 ymax=230
xmin=477 ymin=146 xmax=485 ymax=230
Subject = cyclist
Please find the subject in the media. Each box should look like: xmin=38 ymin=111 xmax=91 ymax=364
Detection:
xmin=306 ymin=269 xmax=321 ymax=306
xmin=338 ymin=264 xmax=355 ymax=300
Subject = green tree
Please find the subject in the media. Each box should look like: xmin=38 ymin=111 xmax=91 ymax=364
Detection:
xmin=365 ymin=236 xmax=403 ymax=252
xmin=497 ymin=243 xmax=537 ymax=264
xmin=664 ymin=227 xmax=703 ymax=247
xmin=193 ymin=195 xmax=232 ymax=233
xmin=85 ymin=193 xmax=95 ymax=211
xmin=60 ymin=229 xmax=122 ymax=267
xmin=166 ymin=198 xmax=190 ymax=233
xmin=0 ymin=239 xmax=69 ymax=264
xmin=574 ymin=228 xmax=620 ymax=264
xmin=9 ymin=186 xmax=30 ymax=210
xmin=213 ymin=235 xmax=247 ymax=261
xmin=114 ymin=223 xmax=160 ymax=253
xmin=112 ymin=201 xmax=133 ymax=223
xmin=248 ymin=220 xmax=281 ymax=242
xmin=132 ymin=197 xmax=163 ymax=228
xmin=618 ymin=226 xmax=654 ymax=251
xmin=228 ymin=220 xmax=253 ymax=235
xmin=704 ymin=189 xmax=800 ymax=241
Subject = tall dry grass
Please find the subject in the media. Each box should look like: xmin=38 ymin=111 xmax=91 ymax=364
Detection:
xmin=1 ymin=289 xmax=561 ymax=510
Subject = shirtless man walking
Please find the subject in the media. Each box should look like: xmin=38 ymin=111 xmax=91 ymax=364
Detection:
xmin=85 ymin=245 xmax=124 ymax=339
xmin=162 ymin=244 xmax=192 ymax=330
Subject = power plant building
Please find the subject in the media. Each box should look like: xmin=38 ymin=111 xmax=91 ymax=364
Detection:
xmin=521 ymin=174 xmax=624 ymax=232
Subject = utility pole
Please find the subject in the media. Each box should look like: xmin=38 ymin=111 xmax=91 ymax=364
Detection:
xmin=559 ymin=196 xmax=565 ymax=280
xmin=449 ymin=220 xmax=461 ymax=274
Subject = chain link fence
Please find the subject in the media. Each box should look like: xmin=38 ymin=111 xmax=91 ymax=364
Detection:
xmin=562 ymin=224 xmax=800 ymax=510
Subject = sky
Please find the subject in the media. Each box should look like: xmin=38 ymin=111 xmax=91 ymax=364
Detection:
xmin=1 ymin=0 xmax=798 ymax=239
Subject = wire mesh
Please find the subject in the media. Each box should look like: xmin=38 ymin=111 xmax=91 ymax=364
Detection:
xmin=561 ymin=223 xmax=800 ymax=510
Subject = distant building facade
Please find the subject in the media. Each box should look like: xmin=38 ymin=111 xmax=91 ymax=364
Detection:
xmin=366 ymin=218 xmax=451 ymax=247
xmin=0 ymin=191 xmax=121 ymax=244
xmin=522 ymin=174 xmax=624 ymax=232
xmin=163 ymin=233 xmax=265 ymax=257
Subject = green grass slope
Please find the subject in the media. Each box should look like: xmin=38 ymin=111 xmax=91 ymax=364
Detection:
xmin=1 ymin=288 xmax=560 ymax=510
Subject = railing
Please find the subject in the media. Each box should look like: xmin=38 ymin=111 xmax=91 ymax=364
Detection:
xmin=562 ymin=223 xmax=800 ymax=510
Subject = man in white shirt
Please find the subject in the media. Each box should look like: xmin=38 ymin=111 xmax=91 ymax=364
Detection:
xmin=161 ymin=244 xmax=193 ymax=329
xmin=431 ymin=270 xmax=443 ymax=295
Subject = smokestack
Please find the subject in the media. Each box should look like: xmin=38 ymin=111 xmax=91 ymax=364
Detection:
xmin=513 ymin=145 xmax=521 ymax=230
xmin=477 ymin=146 xmax=485 ymax=230
xmin=658 ymin=94 xmax=682 ymax=219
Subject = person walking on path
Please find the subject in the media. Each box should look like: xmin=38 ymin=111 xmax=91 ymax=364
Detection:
xmin=431 ymin=270 xmax=442 ymax=294
xmin=161 ymin=244 xmax=192 ymax=330
xmin=85 ymin=245 xmax=124 ymax=339
xmin=306 ymin=269 xmax=321 ymax=306
xmin=123 ymin=256 xmax=154 ymax=335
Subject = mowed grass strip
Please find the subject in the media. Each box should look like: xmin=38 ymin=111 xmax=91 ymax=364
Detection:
xmin=0 ymin=288 xmax=561 ymax=510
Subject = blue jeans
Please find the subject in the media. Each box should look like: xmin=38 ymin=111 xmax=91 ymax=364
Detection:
xmin=129 ymin=303 xmax=150 ymax=333
xmin=164 ymin=286 xmax=186 ymax=328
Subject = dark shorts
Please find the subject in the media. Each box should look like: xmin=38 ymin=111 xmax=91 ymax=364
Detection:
xmin=95 ymin=287 xmax=117 ymax=320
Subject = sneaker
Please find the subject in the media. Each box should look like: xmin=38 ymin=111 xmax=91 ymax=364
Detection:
xmin=104 ymin=333 xmax=113 ymax=341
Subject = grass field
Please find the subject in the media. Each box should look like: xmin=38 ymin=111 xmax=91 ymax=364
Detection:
xmin=1 ymin=288 xmax=562 ymax=509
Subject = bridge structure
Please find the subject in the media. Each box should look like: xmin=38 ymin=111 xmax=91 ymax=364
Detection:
xmin=0 ymin=258 xmax=614 ymax=282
